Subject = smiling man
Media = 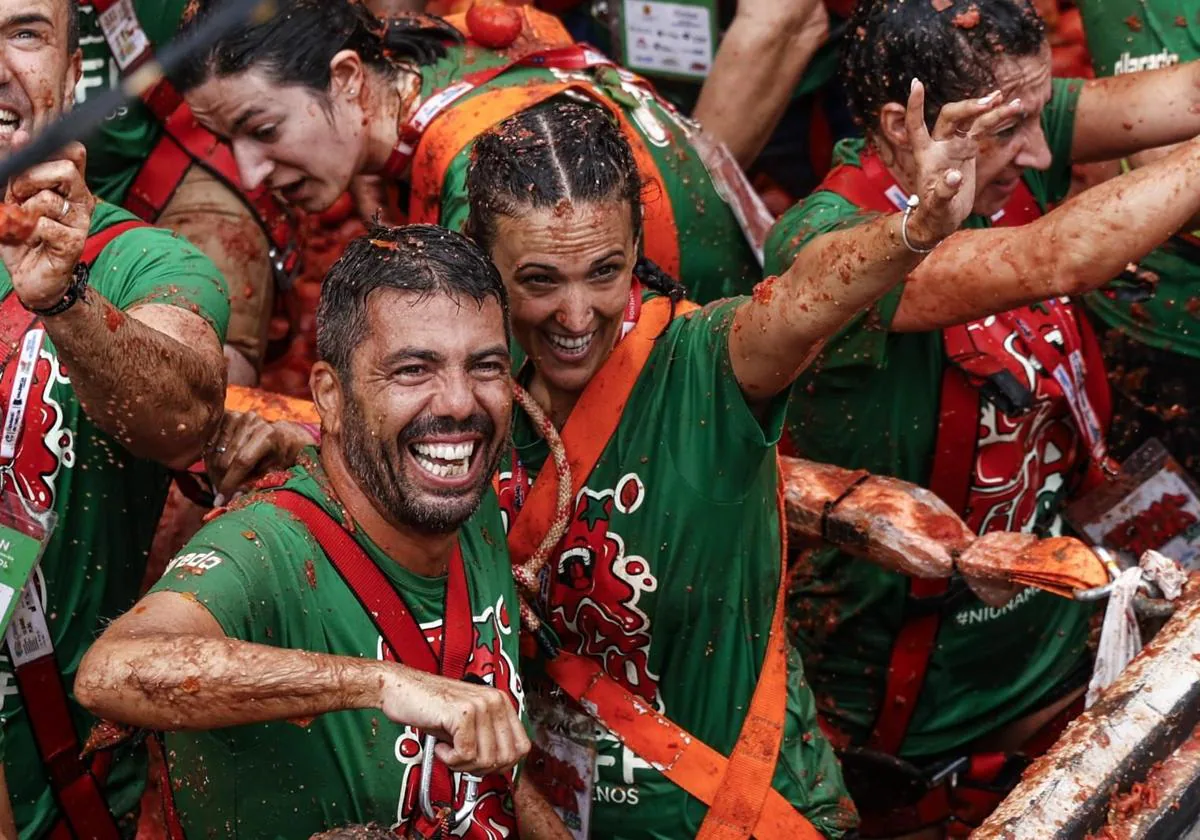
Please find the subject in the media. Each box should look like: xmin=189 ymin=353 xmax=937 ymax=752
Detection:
xmin=73 ymin=226 xmax=568 ymax=838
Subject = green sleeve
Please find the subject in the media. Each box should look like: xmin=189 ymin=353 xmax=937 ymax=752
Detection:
xmin=437 ymin=147 xmax=473 ymax=235
xmin=149 ymin=502 xmax=320 ymax=646
xmin=92 ymin=218 xmax=231 ymax=342
xmin=660 ymin=298 xmax=790 ymax=498
xmin=1024 ymin=77 xmax=1085 ymax=208
xmin=763 ymin=191 xmax=906 ymax=377
xmin=1076 ymin=0 xmax=1200 ymax=76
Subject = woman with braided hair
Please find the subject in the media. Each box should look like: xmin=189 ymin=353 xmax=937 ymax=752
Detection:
xmin=463 ymin=92 xmax=1013 ymax=840
xmin=171 ymin=0 xmax=798 ymax=304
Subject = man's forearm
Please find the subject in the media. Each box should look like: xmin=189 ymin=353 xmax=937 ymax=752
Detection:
xmin=894 ymin=137 xmax=1200 ymax=332
xmin=41 ymin=287 xmax=225 ymax=469
xmin=75 ymin=633 xmax=391 ymax=730
xmin=693 ymin=10 xmax=827 ymax=167
xmin=514 ymin=777 xmax=573 ymax=840
xmin=1073 ymin=62 xmax=1200 ymax=163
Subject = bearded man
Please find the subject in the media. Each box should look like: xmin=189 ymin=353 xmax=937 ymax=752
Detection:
xmin=75 ymin=226 xmax=566 ymax=839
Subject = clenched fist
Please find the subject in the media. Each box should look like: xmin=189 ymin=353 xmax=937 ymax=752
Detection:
xmin=0 ymin=133 xmax=97 ymax=312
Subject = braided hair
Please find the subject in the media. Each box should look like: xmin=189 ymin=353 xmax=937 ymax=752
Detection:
xmin=173 ymin=0 xmax=462 ymax=94
xmin=843 ymin=0 xmax=1046 ymax=134
xmin=464 ymin=99 xmax=688 ymax=312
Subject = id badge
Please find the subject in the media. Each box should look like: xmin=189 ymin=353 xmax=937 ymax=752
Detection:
xmin=0 ymin=491 xmax=55 ymax=649
xmin=1065 ymin=438 xmax=1200 ymax=569
xmin=611 ymin=0 xmax=718 ymax=82
xmin=525 ymin=684 xmax=596 ymax=840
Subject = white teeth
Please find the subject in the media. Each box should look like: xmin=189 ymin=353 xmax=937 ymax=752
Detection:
xmin=410 ymin=441 xmax=476 ymax=480
xmin=547 ymin=332 xmax=593 ymax=353
xmin=412 ymin=442 xmax=475 ymax=461
xmin=0 ymin=109 xmax=19 ymax=126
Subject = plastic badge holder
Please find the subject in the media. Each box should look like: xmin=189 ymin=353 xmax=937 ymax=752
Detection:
xmin=525 ymin=683 xmax=596 ymax=840
xmin=0 ymin=491 xmax=55 ymax=640
xmin=1065 ymin=438 xmax=1200 ymax=570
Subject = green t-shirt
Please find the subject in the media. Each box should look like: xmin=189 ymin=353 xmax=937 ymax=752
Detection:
xmin=150 ymin=453 xmax=525 ymax=839
xmin=497 ymin=297 xmax=856 ymax=839
xmin=1077 ymin=0 xmax=1200 ymax=358
xmin=425 ymin=45 xmax=759 ymax=304
xmin=762 ymin=79 xmax=1095 ymax=758
xmin=77 ymin=0 xmax=190 ymax=204
xmin=0 ymin=202 xmax=229 ymax=838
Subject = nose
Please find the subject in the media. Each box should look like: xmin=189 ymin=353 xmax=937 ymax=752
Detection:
xmin=1014 ymin=122 xmax=1052 ymax=172
xmin=231 ymin=138 xmax=274 ymax=191
xmin=555 ymin=284 xmax=594 ymax=334
xmin=431 ymin=370 xmax=479 ymax=422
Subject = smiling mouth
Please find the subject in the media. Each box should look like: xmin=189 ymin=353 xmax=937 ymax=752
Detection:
xmin=544 ymin=330 xmax=596 ymax=361
xmin=0 ymin=108 xmax=22 ymax=138
xmin=408 ymin=439 xmax=480 ymax=481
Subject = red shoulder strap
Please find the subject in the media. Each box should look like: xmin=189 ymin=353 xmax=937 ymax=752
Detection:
xmin=82 ymin=218 xmax=148 ymax=266
xmin=265 ymin=489 xmax=473 ymax=820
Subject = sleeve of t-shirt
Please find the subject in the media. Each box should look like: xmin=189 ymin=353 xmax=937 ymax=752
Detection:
xmin=762 ymin=191 xmax=905 ymax=375
xmin=437 ymin=148 xmax=474 ymax=235
xmin=1024 ymin=77 xmax=1085 ymax=208
xmin=148 ymin=502 xmax=320 ymax=647
xmin=660 ymin=297 xmax=791 ymax=499
xmin=91 ymin=219 xmax=232 ymax=342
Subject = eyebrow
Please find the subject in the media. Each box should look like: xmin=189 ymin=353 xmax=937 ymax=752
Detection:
xmin=2 ymin=12 xmax=53 ymax=29
xmin=232 ymin=106 xmax=267 ymax=134
xmin=516 ymin=249 xmax=626 ymax=272
xmin=379 ymin=344 xmax=510 ymax=369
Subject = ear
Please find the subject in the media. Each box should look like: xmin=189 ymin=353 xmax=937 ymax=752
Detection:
xmin=328 ymin=49 xmax=367 ymax=101
xmin=309 ymin=361 xmax=345 ymax=440
xmin=878 ymin=101 xmax=912 ymax=150
xmin=64 ymin=49 xmax=82 ymax=109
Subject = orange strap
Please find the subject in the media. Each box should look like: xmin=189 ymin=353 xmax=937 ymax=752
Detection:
xmin=507 ymin=296 xmax=692 ymax=564
xmin=408 ymin=83 xmax=681 ymax=278
xmin=511 ymin=299 xmax=818 ymax=838
xmin=223 ymin=384 xmax=319 ymax=424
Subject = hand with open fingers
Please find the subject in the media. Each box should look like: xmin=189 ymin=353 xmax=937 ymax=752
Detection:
xmin=903 ymin=79 xmax=1025 ymax=248
xmin=205 ymin=411 xmax=316 ymax=500
xmin=379 ymin=666 xmax=530 ymax=776
xmin=0 ymin=135 xmax=97 ymax=312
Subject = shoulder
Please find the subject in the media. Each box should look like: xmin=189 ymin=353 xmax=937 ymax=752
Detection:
xmin=765 ymin=189 xmax=873 ymax=275
xmin=87 ymin=202 xmax=229 ymax=327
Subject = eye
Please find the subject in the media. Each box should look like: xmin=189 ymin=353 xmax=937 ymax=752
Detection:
xmin=591 ymin=264 xmax=620 ymax=280
xmin=394 ymin=364 xmax=427 ymax=380
xmin=519 ymin=273 xmax=556 ymax=287
xmin=473 ymin=360 xmax=508 ymax=378
xmin=251 ymin=124 xmax=278 ymax=142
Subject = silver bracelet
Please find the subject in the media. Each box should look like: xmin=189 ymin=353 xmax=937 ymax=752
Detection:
xmin=901 ymin=193 xmax=937 ymax=254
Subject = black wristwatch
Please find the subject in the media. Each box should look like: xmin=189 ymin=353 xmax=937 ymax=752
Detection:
xmin=28 ymin=262 xmax=90 ymax=317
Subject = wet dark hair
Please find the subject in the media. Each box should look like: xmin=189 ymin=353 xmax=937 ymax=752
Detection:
xmin=316 ymin=224 xmax=509 ymax=382
xmin=843 ymin=0 xmax=1046 ymax=133
xmin=172 ymin=0 xmax=462 ymax=95
xmin=464 ymin=99 xmax=687 ymax=310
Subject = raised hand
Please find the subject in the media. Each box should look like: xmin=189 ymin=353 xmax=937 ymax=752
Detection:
xmin=379 ymin=665 xmax=529 ymax=775
xmin=0 ymin=134 xmax=96 ymax=311
xmin=903 ymin=79 xmax=1024 ymax=248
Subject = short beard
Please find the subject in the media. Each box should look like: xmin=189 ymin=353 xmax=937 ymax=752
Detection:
xmin=339 ymin=389 xmax=501 ymax=535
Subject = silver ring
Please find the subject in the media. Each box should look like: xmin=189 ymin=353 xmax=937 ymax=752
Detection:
xmin=60 ymin=198 xmax=69 ymax=219
xmin=214 ymin=445 xmax=227 ymax=454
